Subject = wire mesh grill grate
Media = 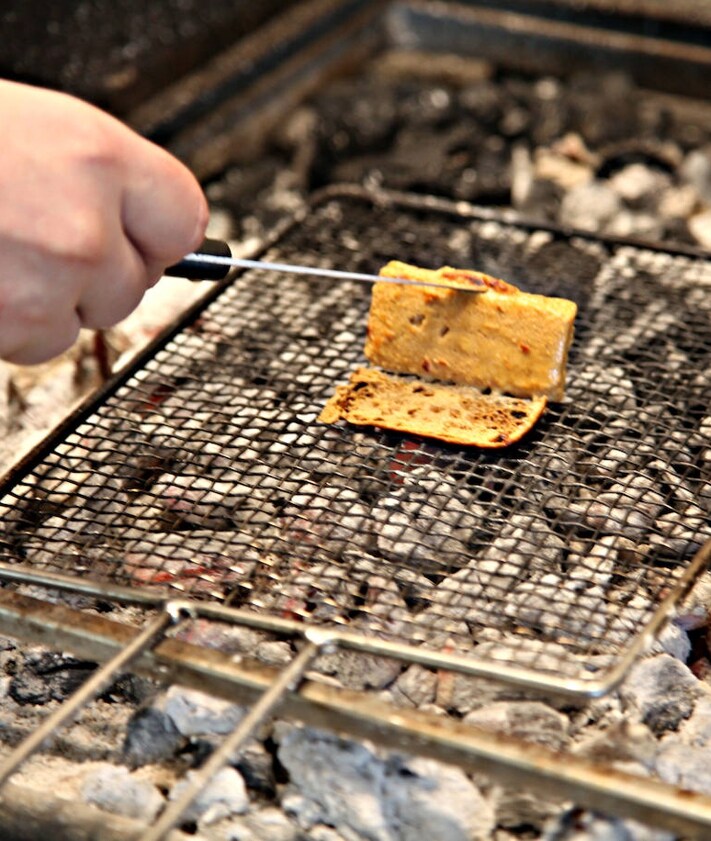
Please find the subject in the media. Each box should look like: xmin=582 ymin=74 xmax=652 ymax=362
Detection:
xmin=1 ymin=191 xmax=710 ymax=684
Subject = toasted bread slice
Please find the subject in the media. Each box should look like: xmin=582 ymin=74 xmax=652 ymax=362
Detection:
xmin=366 ymin=261 xmax=577 ymax=401
xmin=319 ymin=367 xmax=547 ymax=448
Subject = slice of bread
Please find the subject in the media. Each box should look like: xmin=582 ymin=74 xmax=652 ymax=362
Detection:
xmin=319 ymin=367 xmax=547 ymax=448
xmin=366 ymin=261 xmax=577 ymax=401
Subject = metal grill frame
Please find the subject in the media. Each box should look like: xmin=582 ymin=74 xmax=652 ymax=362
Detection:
xmin=1 ymin=184 xmax=710 ymax=698
xmin=0 ymin=186 xmax=710 ymax=837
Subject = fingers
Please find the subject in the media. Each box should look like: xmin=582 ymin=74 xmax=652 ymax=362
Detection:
xmin=75 ymin=235 xmax=147 ymax=330
xmin=0 ymin=81 xmax=209 ymax=365
xmin=120 ymin=137 xmax=209 ymax=268
xmin=1 ymin=304 xmax=82 ymax=366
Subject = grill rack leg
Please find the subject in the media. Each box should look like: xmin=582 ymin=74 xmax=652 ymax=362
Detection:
xmin=140 ymin=638 xmax=321 ymax=841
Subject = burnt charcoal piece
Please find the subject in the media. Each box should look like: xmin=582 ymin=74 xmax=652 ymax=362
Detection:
xmin=8 ymin=652 xmax=96 ymax=706
xmin=123 ymin=707 xmax=186 ymax=768
xmin=312 ymin=80 xmax=402 ymax=163
xmin=520 ymin=240 xmax=601 ymax=308
xmin=99 ymin=673 xmax=156 ymax=705
xmin=517 ymin=178 xmax=566 ymax=223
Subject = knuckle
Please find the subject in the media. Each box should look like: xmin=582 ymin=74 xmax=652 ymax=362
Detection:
xmin=51 ymin=214 xmax=110 ymax=267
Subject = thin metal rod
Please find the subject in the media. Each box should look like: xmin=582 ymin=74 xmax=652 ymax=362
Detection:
xmin=190 ymin=253 xmax=487 ymax=292
xmin=0 ymin=610 xmax=175 ymax=788
xmin=141 ymin=639 xmax=321 ymax=841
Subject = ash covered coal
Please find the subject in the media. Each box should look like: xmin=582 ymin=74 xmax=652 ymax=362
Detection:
xmin=207 ymin=60 xmax=711 ymax=253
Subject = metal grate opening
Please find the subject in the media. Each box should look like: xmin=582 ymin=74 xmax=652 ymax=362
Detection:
xmin=1 ymin=189 xmax=710 ymax=688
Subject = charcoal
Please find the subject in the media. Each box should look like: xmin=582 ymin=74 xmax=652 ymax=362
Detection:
xmin=389 ymin=664 xmax=438 ymax=709
xmin=676 ymin=695 xmax=711 ymax=746
xmin=620 ymin=654 xmax=700 ymax=735
xmin=163 ymin=686 xmax=245 ymax=738
xmin=169 ymin=766 xmax=248 ymax=825
xmin=312 ymin=649 xmax=402 ymax=692
xmin=278 ymin=487 xmax=373 ymax=562
xmin=655 ymin=740 xmax=711 ymax=798
xmin=9 ymin=651 xmax=95 ymax=705
xmin=605 ymin=211 xmax=664 ymax=240
xmin=373 ymin=475 xmax=487 ymax=571
xmin=80 ymin=763 xmax=164 ymax=822
xmin=650 ymin=621 xmax=691 ymax=662
xmin=558 ymin=181 xmax=622 ymax=231
xmin=463 ymin=701 xmax=569 ymax=752
xmin=493 ymin=788 xmax=559 ymax=833
xmin=506 ymin=576 xmax=610 ymax=641
xmin=583 ymin=474 xmax=667 ymax=541
xmin=123 ymin=706 xmax=186 ymax=767
xmin=608 ymin=163 xmax=672 ymax=209
xmin=680 ymin=148 xmax=711 ymax=204
xmin=276 ymin=723 xmax=495 ymax=841
xmin=255 ymin=640 xmax=293 ymax=667
xmin=652 ymin=504 xmax=711 ymax=555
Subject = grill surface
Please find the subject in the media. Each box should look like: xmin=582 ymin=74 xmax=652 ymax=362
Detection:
xmin=1 ymin=188 xmax=710 ymax=687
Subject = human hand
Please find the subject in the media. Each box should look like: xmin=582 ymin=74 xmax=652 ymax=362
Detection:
xmin=0 ymin=80 xmax=209 ymax=364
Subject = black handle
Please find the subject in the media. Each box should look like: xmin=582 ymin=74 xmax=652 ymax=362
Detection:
xmin=164 ymin=237 xmax=232 ymax=280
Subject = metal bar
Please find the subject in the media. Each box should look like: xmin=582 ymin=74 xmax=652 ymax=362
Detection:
xmin=0 ymin=609 xmax=176 ymax=789
xmin=1 ymin=591 xmax=711 ymax=838
xmin=140 ymin=638 xmax=321 ymax=841
xmin=390 ymin=0 xmax=711 ymax=97
xmin=2 ymin=531 xmax=710 ymax=699
xmin=0 ymin=779 xmax=192 ymax=841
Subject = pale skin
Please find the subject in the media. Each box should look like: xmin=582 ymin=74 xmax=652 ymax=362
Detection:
xmin=0 ymin=79 xmax=209 ymax=365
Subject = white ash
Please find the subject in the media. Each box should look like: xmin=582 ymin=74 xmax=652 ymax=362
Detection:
xmin=389 ymin=664 xmax=438 ymax=709
xmin=608 ymin=164 xmax=671 ymax=209
xmin=163 ymin=686 xmax=246 ymax=738
xmin=680 ymin=147 xmax=711 ymax=205
xmin=649 ymin=620 xmax=691 ymax=662
xmin=677 ymin=571 xmax=711 ymax=629
xmin=619 ymin=654 xmax=702 ymax=735
xmin=559 ymin=181 xmax=622 ymax=231
xmin=570 ymin=718 xmax=658 ymax=771
xmin=505 ymin=575 xmax=610 ymax=641
xmin=373 ymin=476 xmax=488 ymax=568
xmin=312 ymin=649 xmax=403 ymax=692
xmin=80 ymin=762 xmax=164 ymax=822
xmin=688 ymin=208 xmax=711 ymax=249
xmin=463 ymin=701 xmax=569 ymax=752
xmin=170 ymin=766 xmax=249 ymax=826
xmin=276 ymin=723 xmax=496 ymax=841
xmin=254 ymin=640 xmax=294 ymax=666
